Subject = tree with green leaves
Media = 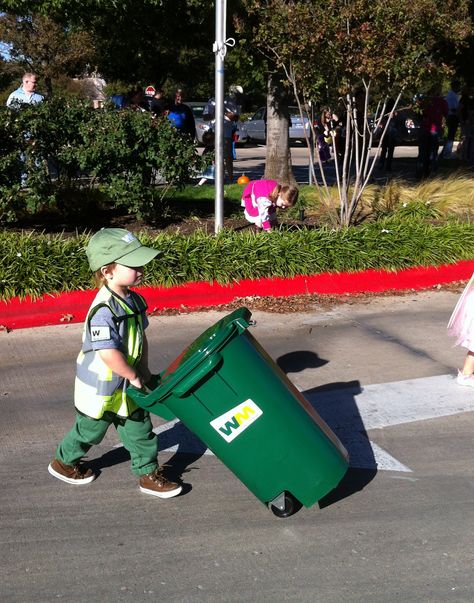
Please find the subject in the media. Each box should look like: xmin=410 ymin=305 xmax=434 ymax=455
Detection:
xmin=0 ymin=13 xmax=96 ymax=97
xmin=241 ymin=0 xmax=472 ymax=225
xmin=0 ymin=0 xmax=221 ymax=97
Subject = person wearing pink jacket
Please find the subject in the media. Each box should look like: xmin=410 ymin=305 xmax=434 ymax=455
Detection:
xmin=241 ymin=179 xmax=298 ymax=230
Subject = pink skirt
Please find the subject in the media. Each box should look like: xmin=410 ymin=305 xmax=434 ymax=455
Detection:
xmin=447 ymin=273 xmax=474 ymax=351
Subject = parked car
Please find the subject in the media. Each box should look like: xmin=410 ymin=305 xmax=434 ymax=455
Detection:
xmin=187 ymin=101 xmax=210 ymax=144
xmin=233 ymin=123 xmax=249 ymax=146
xmin=240 ymin=106 xmax=311 ymax=144
xmin=188 ymin=101 xmax=248 ymax=146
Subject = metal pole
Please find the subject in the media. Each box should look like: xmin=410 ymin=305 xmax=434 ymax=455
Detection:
xmin=308 ymin=101 xmax=314 ymax=185
xmin=214 ymin=0 xmax=225 ymax=233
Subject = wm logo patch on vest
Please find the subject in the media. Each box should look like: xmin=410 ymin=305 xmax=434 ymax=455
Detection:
xmin=210 ymin=400 xmax=263 ymax=443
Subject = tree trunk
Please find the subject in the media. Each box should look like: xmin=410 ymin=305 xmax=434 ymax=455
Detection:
xmin=264 ymin=73 xmax=295 ymax=185
xmin=44 ymin=75 xmax=53 ymax=98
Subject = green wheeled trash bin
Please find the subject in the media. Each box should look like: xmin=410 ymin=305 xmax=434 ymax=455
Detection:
xmin=127 ymin=307 xmax=349 ymax=517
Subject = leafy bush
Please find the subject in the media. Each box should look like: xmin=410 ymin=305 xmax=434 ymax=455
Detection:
xmin=1 ymin=217 xmax=473 ymax=301
xmin=0 ymin=98 xmax=204 ymax=224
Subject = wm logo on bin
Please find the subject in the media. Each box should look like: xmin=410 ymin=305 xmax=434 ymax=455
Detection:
xmin=210 ymin=399 xmax=263 ymax=443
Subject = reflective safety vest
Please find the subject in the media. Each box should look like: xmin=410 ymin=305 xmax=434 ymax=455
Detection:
xmin=74 ymin=286 xmax=147 ymax=419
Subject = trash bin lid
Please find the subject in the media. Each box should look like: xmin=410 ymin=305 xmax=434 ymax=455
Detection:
xmin=159 ymin=306 xmax=252 ymax=392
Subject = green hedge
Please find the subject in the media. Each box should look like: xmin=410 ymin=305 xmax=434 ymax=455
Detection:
xmin=1 ymin=217 xmax=473 ymax=301
xmin=0 ymin=97 xmax=204 ymax=224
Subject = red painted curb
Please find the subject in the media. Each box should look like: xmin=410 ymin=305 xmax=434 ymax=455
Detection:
xmin=1 ymin=260 xmax=473 ymax=331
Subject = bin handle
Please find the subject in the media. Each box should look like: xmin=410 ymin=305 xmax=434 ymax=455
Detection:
xmin=126 ymin=384 xmax=177 ymax=421
xmin=172 ymin=352 xmax=223 ymax=398
xmin=234 ymin=317 xmax=254 ymax=332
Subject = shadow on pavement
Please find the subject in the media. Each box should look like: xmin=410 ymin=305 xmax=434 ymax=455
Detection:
xmin=303 ymin=380 xmax=377 ymax=508
xmin=158 ymin=421 xmax=207 ymax=487
xmin=318 ymin=467 xmax=377 ymax=508
xmin=277 ymin=350 xmax=328 ymax=373
xmin=89 ymin=446 xmax=130 ymax=477
xmin=276 ymin=348 xmax=377 ymax=506
xmin=88 ymin=420 xmax=207 ymax=492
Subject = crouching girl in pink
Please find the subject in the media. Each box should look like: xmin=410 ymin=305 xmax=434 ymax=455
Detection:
xmin=241 ymin=179 xmax=298 ymax=230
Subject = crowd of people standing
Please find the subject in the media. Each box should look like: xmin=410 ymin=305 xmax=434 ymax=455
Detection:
xmin=109 ymin=85 xmax=239 ymax=183
xmin=311 ymin=82 xmax=474 ymax=179
xmin=110 ymin=86 xmax=196 ymax=138
xmin=6 ymin=71 xmax=474 ymax=185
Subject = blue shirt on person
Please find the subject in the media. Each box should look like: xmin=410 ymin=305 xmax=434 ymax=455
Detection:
xmin=6 ymin=86 xmax=44 ymax=107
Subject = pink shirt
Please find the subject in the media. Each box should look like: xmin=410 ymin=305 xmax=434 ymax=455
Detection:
xmin=422 ymin=96 xmax=448 ymax=134
xmin=241 ymin=179 xmax=278 ymax=230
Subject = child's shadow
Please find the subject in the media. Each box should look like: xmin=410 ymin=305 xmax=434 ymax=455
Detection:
xmin=89 ymin=420 xmax=208 ymax=495
xmin=156 ymin=420 xmax=208 ymax=490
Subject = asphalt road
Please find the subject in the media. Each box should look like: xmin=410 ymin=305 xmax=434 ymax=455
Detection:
xmin=1 ymin=290 xmax=474 ymax=602
xmin=233 ymin=143 xmax=422 ymax=184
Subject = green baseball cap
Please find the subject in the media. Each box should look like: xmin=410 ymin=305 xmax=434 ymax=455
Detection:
xmin=86 ymin=228 xmax=159 ymax=272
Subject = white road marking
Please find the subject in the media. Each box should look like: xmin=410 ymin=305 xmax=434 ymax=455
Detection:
xmin=389 ymin=476 xmax=419 ymax=482
xmin=307 ymin=374 xmax=473 ymax=472
xmin=366 ymin=442 xmax=412 ymax=473
xmin=149 ymin=374 xmax=473 ymax=473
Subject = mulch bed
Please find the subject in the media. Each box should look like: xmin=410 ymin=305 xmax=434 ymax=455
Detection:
xmin=153 ymin=281 xmax=467 ymax=316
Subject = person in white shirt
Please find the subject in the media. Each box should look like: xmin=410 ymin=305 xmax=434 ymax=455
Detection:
xmin=6 ymin=73 xmax=44 ymax=185
xmin=6 ymin=72 xmax=44 ymax=107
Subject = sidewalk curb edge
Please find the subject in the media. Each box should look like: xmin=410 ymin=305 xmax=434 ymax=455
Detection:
xmin=2 ymin=260 xmax=473 ymax=330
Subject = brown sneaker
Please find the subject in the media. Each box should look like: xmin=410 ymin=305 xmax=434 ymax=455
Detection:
xmin=48 ymin=458 xmax=96 ymax=485
xmin=139 ymin=468 xmax=182 ymax=499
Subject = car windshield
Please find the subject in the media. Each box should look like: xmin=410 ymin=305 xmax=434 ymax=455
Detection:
xmin=289 ymin=108 xmax=308 ymax=119
xmin=191 ymin=106 xmax=205 ymax=118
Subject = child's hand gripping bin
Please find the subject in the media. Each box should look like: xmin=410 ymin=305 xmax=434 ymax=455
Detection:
xmin=127 ymin=374 xmax=176 ymax=422
xmin=127 ymin=307 xmax=349 ymax=517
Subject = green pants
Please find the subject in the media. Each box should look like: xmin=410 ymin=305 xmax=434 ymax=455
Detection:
xmin=56 ymin=409 xmax=158 ymax=476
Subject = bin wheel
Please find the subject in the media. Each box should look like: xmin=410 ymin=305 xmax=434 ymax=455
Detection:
xmin=268 ymin=492 xmax=301 ymax=518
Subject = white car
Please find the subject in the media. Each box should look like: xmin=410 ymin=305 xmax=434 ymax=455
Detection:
xmin=187 ymin=101 xmax=210 ymax=144
xmin=188 ymin=101 xmax=248 ymax=146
